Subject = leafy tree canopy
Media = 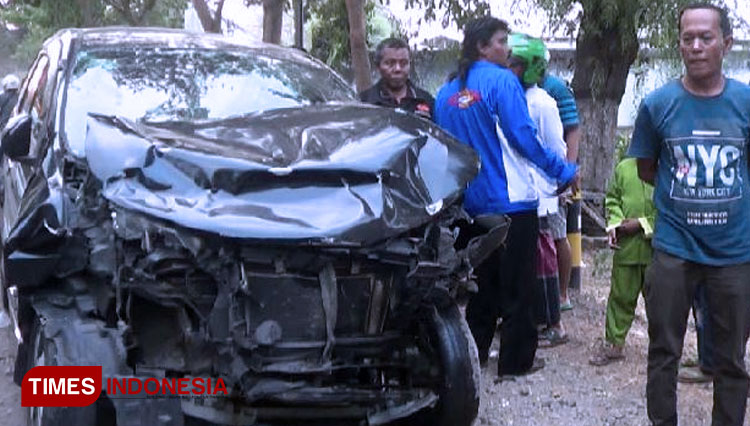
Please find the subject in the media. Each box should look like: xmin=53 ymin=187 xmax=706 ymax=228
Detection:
xmin=1 ymin=0 xmax=187 ymax=63
xmin=400 ymin=0 xmax=490 ymax=28
xmin=524 ymin=0 xmax=747 ymax=52
xmin=307 ymin=0 xmax=401 ymax=74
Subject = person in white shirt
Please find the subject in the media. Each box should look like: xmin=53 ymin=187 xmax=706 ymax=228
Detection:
xmin=508 ymin=33 xmax=569 ymax=346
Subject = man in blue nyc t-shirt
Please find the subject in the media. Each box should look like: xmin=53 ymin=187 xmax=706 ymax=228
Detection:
xmin=627 ymin=4 xmax=750 ymax=425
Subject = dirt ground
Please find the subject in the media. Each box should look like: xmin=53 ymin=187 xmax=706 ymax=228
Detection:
xmin=0 ymin=248 xmax=743 ymax=425
xmin=0 ymin=311 xmax=25 ymax=425
xmin=476 ymin=248 xmax=738 ymax=426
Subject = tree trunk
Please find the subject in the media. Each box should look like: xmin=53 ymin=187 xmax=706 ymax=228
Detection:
xmin=575 ymin=98 xmax=621 ymax=194
xmin=344 ymin=0 xmax=371 ymax=92
xmin=192 ymin=0 xmax=224 ymax=33
xmin=571 ymin=3 xmax=639 ymax=195
xmin=293 ymin=0 xmax=303 ymax=48
xmin=263 ymin=0 xmax=284 ymax=44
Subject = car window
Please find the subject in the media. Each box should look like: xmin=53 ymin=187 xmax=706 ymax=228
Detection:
xmin=63 ymin=47 xmax=356 ymax=157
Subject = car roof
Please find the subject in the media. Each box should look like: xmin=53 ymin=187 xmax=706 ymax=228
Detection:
xmin=49 ymin=26 xmax=319 ymax=66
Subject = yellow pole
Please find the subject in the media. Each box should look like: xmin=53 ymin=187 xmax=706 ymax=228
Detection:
xmin=566 ymin=189 xmax=582 ymax=290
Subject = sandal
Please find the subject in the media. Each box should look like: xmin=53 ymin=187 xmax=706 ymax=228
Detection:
xmin=538 ymin=328 xmax=569 ymax=348
xmin=588 ymin=342 xmax=625 ymax=366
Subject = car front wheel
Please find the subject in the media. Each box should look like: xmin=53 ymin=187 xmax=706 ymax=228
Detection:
xmin=25 ymin=318 xmax=100 ymax=426
xmin=419 ymin=302 xmax=480 ymax=426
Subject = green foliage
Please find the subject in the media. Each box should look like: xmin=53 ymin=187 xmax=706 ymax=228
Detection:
xmin=1 ymin=0 xmax=186 ymax=63
xmin=516 ymin=0 xmax=747 ymax=100
xmin=413 ymin=43 xmax=460 ymax=94
xmin=146 ymin=0 xmax=188 ymax=27
xmin=2 ymin=1 xmax=101 ymax=62
xmin=308 ymin=0 xmax=401 ymax=74
xmin=523 ymin=0 xmax=745 ymax=53
xmin=400 ymin=0 xmax=490 ymax=29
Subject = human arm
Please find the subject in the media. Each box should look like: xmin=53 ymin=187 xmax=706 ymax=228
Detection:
xmin=564 ymin=125 xmax=581 ymax=163
xmin=636 ymin=158 xmax=657 ymax=185
xmin=535 ymin=93 xmax=567 ymax=159
xmin=605 ymin=164 xmax=624 ymax=248
xmin=640 ymin=188 xmax=656 ymax=239
xmin=541 ymin=75 xmax=580 ymax=162
xmin=638 ymin=212 xmax=655 ymax=239
xmin=536 ymin=96 xmax=580 ymax=194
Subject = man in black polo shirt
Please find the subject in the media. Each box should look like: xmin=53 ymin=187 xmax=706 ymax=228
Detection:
xmin=359 ymin=38 xmax=434 ymax=120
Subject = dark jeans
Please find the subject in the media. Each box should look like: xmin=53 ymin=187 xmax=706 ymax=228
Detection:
xmin=693 ymin=284 xmax=714 ymax=373
xmin=465 ymin=211 xmax=539 ymax=376
xmin=645 ymin=250 xmax=750 ymax=426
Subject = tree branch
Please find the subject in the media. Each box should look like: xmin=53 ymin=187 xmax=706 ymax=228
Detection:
xmin=192 ymin=0 xmax=218 ymax=32
xmin=262 ymin=0 xmax=283 ymax=43
xmin=344 ymin=0 xmax=371 ymax=91
xmin=212 ymin=0 xmax=225 ymax=32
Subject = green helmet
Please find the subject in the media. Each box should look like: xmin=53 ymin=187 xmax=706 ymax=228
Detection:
xmin=508 ymin=33 xmax=549 ymax=85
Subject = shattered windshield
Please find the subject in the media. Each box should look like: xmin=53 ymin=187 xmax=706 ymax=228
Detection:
xmin=63 ymin=46 xmax=356 ymax=156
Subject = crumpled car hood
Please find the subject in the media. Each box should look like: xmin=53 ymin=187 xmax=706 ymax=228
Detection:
xmin=84 ymin=104 xmax=479 ymax=244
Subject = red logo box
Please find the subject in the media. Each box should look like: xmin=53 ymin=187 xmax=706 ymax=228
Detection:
xmin=22 ymin=366 xmax=102 ymax=407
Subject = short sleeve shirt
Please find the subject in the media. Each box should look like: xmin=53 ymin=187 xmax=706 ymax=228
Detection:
xmin=541 ymin=75 xmax=579 ymax=129
xmin=627 ymin=78 xmax=750 ymax=265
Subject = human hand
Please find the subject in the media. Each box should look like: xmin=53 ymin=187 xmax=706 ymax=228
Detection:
xmin=560 ymin=192 xmax=573 ymax=205
xmin=617 ymin=219 xmax=642 ymax=237
xmin=570 ymin=171 xmax=581 ymax=195
xmin=554 ymin=171 xmax=580 ymax=196
xmin=608 ymin=229 xmax=619 ymax=249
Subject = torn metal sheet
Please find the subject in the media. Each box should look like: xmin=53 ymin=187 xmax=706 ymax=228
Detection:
xmin=83 ymin=105 xmax=478 ymax=243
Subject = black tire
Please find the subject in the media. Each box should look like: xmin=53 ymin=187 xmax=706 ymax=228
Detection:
xmin=421 ymin=302 xmax=480 ymax=426
xmin=26 ymin=318 xmax=100 ymax=426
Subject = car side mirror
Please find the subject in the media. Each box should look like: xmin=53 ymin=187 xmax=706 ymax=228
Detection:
xmin=1 ymin=114 xmax=32 ymax=160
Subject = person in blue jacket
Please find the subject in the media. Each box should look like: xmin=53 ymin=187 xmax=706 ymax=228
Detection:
xmin=434 ymin=16 xmax=578 ymax=377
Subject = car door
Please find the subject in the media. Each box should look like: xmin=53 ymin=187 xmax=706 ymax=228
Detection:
xmin=1 ymin=52 xmax=51 ymax=241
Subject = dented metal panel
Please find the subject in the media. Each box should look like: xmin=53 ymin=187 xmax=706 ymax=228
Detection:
xmin=82 ymin=105 xmax=478 ymax=242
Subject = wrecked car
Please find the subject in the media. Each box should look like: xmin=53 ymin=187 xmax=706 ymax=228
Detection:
xmin=1 ymin=27 xmax=506 ymax=426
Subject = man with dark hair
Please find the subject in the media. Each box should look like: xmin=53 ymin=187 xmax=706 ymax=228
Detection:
xmin=359 ymin=37 xmax=434 ymax=119
xmin=628 ymin=3 xmax=750 ymax=424
xmin=434 ymin=17 xmax=577 ymax=378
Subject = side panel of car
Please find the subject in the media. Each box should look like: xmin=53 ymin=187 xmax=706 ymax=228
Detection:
xmin=2 ymin=38 xmax=67 ymax=256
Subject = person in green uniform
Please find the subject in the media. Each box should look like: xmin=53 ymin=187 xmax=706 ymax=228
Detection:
xmin=589 ymin=157 xmax=655 ymax=366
